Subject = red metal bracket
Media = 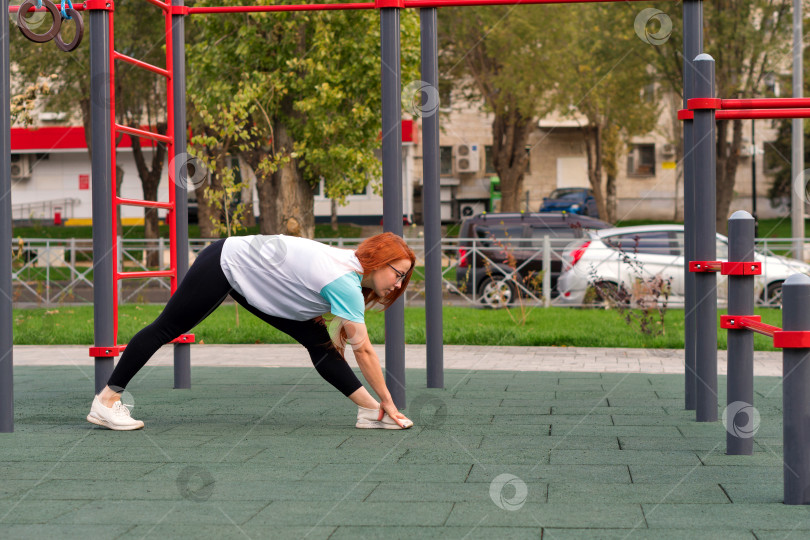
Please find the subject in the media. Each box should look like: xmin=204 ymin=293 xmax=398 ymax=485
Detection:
xmin=774 ymin=331 xmax=810 ymax=349
xmin=721 ymin=315 xmax=762 ymax=330
xmin=689 ymin=261 xmax=722 ymax=272
xmin=688 ymin=98 xmax=722 ymax=110
xmin=678 ymin=109 xmax=694 ymax=121
xmin=84 ymin=0 xmax=114 ymax=10
xmin=720 ymin=261 xmax=762 ymax=276
xmin=89 ymin=334 xmax=194 ymax=357
xmin=89 ymin=345 xmax=126 ymax=357
xmin=375 ymin=0 xmax=405 ymax=7
xmin=170 ymin=5 xmax=189 ymax=15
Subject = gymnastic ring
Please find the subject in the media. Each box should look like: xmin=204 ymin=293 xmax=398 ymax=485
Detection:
xmin=16 ymin=0 xmax=61 ymax=44
xmin=54 ymin=8 xmax=84 ymax=52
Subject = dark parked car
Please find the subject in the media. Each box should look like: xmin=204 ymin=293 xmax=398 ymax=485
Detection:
xmin=539 ymin=188 xmax=598 ymax=217
xmin=455 ymin=212 xmax=612 ymax=307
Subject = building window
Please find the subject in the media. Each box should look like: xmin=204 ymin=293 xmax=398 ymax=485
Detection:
xmin=484 ymin=145 xmax=531 ymax=175
xmin=627 ymin=143 xmax=656 ymax=176
xmin=440 ymin=146 xmax=453 ymax=176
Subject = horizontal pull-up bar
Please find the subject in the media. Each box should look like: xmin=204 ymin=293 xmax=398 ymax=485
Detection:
xmin=186 ymin=0 xmax=662 ymax=14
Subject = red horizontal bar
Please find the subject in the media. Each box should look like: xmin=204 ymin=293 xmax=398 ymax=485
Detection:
xmin=403 ymin=0 xmax=659 ymax=5
xmin=188 ymin=3 xmax=374 ymax=13
xmin=117 ymin=270 xmax=176 ymax=280
xmin=143 ymin=0 xmax=170 ymax=10
xmin=739 ymin=319 xmax=781 ymax=338
xmin=8 ymin=3 xmax=90 ymax=12
xmin=688 ymin=98 xmax=722 ymax=110
xmin=721 ymin=98 xmax=810 ymax=109
xmin=116 ymin=197 xmax=174 ymax=210
xmin=114 ymin=51 xmax=170 ymax=78
xmin=115 ymin=124 xmax=172 ymax=144
xmin=715 ymin=109 xmax=810 ymax=120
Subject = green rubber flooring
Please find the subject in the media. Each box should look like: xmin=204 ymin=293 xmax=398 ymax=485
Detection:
xmin=0 ymin=366 xmax=807 ymax=539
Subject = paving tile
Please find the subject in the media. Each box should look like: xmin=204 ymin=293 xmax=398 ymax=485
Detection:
xmin=445 ymin=502 xmax=645 ymax=528
xmin=544 ymin=529 xmax=756 ymax=539
xmin=547 ymin=483 xmax=729 ymax=504
xmin=0 ymin=524 xmax=123 ymax=539
xmin=0 ymin=500 xmax=88 ymax=524
xmin=642 ymin=503 xmax=810 ymax=529
xmin=329 ymin=526 xmax=542 ymax=539
xmin=50 ymin=500 xmax=269 ymax=525
xmin=549 ymin=450 xmax=700 ymax=466
xmin=467 ymin=464 xmax=631 ymax=484
xmin=244 ymin=501 xmax=453 ymax=526
xmin=365 ymin=481 xmax=548 ymax=503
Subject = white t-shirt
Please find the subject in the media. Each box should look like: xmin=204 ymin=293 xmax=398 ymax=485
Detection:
xmin=219 ymin=235 xmax=366 ymax=323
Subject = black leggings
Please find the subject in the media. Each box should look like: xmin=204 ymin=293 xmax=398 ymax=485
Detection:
xmin=106 ymin=239 xmax=364 ymax=397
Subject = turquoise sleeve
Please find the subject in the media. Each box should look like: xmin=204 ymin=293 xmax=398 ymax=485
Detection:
xmin=320 ymin=273 xmax=366 ymax=323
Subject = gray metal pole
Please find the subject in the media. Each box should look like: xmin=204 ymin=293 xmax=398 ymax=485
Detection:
xmin=420 ymin=8 xmax=443 ymax=389
xmin=381 ymin=7 xmax=406 ymax=408
xmin=90 ymin=7 xmax=116 ymax=394
xmin=726 ymin=211 xmax=755 ymax=455
xmin=693 ymin=54 xmax=718 ymax=423
xmin=781 ymin=273 xmax=810 ymax=505
xmin=1 ymin=0 xmax=14 ymax=432
xmin=683 ymin=0 xmax=703 ymax=412
xmin=172 ymin=0 xmax=191 ymax=389
xmin=791 ymin=0 xmax=804 ymax=260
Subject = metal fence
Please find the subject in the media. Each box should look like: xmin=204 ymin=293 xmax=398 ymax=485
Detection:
xmin=9 ymin=236 xmax=810 ymax=308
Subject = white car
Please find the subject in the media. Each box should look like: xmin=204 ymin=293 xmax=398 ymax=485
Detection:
xmin=556 ymin=224 xmax=810 ymax=307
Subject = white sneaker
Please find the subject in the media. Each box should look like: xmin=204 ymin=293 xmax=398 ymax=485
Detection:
xmin=87 ymin=395 xmax=144 ymax=431
xmin=355 ymin=405 xmax=413 ymax=430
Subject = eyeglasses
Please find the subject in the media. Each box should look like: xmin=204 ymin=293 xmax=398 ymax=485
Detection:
xmin=387 ymin=263 xmax=408 ymax=284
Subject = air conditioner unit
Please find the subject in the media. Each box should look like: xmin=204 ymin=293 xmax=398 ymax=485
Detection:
xmin=740 ymin=145 xmax=755 ymax=157
xmin=661 ymin=143 xmax=676 ymax=157
xmin=10 ymin=155 xmax=31 ymax=180
xmin=455 ymin=144 xmax=480 ymax=173
xmin=459 ymin=200 xmax=486 ymax=218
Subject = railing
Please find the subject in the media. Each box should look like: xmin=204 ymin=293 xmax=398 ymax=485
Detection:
xmin=9 ymin=236 xmax=810 ymax=307
xmin=10 ymin=198 xmax=81 ymax=222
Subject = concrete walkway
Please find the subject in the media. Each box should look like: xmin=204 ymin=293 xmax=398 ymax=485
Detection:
xmin=11 ymin=344 xmax=784 ymax=376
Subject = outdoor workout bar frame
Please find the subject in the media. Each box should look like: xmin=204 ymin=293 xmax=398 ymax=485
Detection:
xmin=3 ymin=0 xmax=807 ymax=437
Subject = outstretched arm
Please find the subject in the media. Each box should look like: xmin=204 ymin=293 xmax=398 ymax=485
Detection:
xmin=338 ymin=319 xmax=411 ymax=428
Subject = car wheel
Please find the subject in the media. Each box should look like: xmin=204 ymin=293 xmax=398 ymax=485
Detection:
xmin=761 ymin=281 xmax=783 ymax=307
xmin=587 ymin=281 xmax=630 ymax=307
xmin=478 ymin=276 xmax=518 ymax=308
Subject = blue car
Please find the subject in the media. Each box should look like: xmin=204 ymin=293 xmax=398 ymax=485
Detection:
xmin=539 ymin=188 xmax=599 ymax=217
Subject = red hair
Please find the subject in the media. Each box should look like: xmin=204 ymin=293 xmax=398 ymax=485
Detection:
xmin=356 ymin=232 xmax=416 ymax=310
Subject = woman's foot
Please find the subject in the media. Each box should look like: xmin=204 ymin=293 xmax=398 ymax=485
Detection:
xmin=87 ymin=395 xmax=144 ymax=431
xmin=355 ymin=405 xmax=413 ymax=430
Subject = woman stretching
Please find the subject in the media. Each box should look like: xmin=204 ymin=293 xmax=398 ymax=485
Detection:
xmin=87 ymin=232 xmax=415 ymax=431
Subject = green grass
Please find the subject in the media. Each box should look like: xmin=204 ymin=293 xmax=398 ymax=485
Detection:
xmin=13 ymin=304 xmax=783 ymax=351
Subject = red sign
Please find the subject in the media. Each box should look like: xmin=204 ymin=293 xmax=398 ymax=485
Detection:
xmin=79 ymin=174 xmax=90 ymax=190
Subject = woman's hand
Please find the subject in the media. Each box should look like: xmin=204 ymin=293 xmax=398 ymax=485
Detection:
xmin=379 ymin=401 xmax=413 ymax=428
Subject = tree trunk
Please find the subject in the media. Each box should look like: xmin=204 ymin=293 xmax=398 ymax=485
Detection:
xmin=491 ymin=107 xmax=532 ymax=213
xmin=605 ymin=173 xmax=617 ymax=224
xmin=130 ymin=125 xmax=167 ymax=267
xmin=715 ymin=119 xmax=744 ymax=234
xmin=331 ymin=198 xmax=339 ymax=232
xmin=583 ymin=125 xmax=608 ymax=221
xmin=243 ymin=149 xmax=280 ymax=235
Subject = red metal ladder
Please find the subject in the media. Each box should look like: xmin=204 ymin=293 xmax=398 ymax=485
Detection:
xmin=89 ymin=0 xmax=194 ymax=358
